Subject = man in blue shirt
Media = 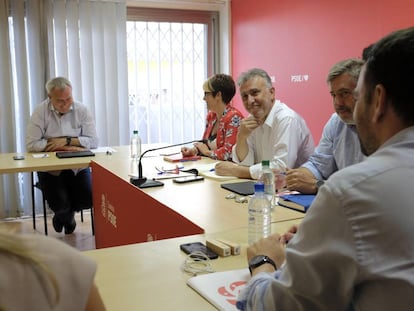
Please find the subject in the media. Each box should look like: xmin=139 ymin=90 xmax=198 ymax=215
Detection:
xmin=286 ymin=58 xmax=365 ymax=194
xmin=26 ymin=77 xmax=98 ymax=234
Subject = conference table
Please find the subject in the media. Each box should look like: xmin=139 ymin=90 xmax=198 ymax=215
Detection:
xmin=0 ymin=151 xmax=96 ymax=173
xmin=89 ymin=146 xmax=304 ymax=248
xmin=1 ymin=146 xmax=304 ymax=241
xmin=0 ymin=147 xmax=117 ymax=231
xmin=82 ymin=146 xmax=305 ymax=310
xmin=84 ymin=219 xmax=303 ymax=311
xmin=1 ymin=145 xmax=305 ymax=310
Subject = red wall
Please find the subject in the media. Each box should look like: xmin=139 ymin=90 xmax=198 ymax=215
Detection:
xmin=231 ymin=0 xmax=414 ymax=143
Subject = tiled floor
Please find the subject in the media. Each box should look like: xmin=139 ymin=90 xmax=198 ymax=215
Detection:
xmin=0 ymin=211 xmax=96 ymax=251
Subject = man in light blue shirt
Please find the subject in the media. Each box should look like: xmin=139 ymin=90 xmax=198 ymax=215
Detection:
xmin=26 ymin=77 xmax=98 ymax=234
xmin=286 ymin=58 xmax=365 ymax=194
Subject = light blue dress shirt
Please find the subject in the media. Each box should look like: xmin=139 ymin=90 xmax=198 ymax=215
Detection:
xmin=26 ymin=99 xmax=98 ymax=152
xmin=302 ymin=113 xmax=365 ymax=180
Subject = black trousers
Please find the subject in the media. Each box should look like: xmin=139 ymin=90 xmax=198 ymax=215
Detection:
xmin=37 ymin=168 xmax=92 ymax=224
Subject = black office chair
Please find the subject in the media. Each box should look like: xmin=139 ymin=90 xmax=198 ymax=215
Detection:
xmin=31 ymin=172 xmax=48 ymax=235
xmin=31 ymin=172 xmax=94 ymax=235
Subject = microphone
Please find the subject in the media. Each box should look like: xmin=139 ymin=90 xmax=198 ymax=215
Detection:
xmin=130 ymin=139 xmax=205 ymax=188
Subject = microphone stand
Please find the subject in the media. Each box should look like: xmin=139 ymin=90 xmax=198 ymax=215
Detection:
xmin=130 ymin=140 xmax=204 ymax=189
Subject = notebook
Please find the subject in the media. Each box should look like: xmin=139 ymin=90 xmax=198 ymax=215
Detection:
xmin=187 ymin=268 xmax=249 ymax=311
xmin=55 ymin=150 xmax=95 ymax=158
xmin=163 ymin=154 xmax=202 ymax=163
xmin=278 ymin=194 xmax=316 ymax=213
xmin=220 ymin=181 xmax=255 ymax=196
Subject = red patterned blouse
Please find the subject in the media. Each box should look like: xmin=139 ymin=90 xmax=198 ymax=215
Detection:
xmin=202 ymin=104 xmax=244 ymax=160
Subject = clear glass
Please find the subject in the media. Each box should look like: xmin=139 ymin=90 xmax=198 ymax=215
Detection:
xmin=271 ymin=158 xmax=287 ymax=192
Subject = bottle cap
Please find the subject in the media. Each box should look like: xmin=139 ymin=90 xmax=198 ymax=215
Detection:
xmin=261 ymin=160 xmax=270 ymax=167
xmin=133 ymin=130 xmax=138 ymax=134
xmin=254 ymin=182 xmax=265 ymax=192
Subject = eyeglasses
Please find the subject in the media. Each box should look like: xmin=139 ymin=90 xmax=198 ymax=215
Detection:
xmin=155 ymin=165 xmax=184 ymax=175
xmin=330 ymin=89 xmax=353 ymax=100
xmin=204 ymin=91 xmax=212 ymax=97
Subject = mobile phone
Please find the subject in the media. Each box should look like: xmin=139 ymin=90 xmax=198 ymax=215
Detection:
xmin=180 ymin=242 xmax=218 ymax=259
xmin=13 ymin=155 xmax=25 ymax=160
xmin=173 ymin=175 xmax=204 ymax=184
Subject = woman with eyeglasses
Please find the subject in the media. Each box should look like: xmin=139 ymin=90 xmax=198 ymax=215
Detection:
xmin=181 ymin=74 xmax=244 ymax=160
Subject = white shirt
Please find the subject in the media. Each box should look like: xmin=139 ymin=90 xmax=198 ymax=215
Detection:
xmin=232 ymin=101 xmax=315 ymax=179
xmin=237 ymin=126 xmax=414 ymax=311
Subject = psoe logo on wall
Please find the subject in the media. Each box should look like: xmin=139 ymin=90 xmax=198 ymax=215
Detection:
xmin=100 ymin=193 xmax=117 ymax=228
xmin=291 ymin=74 xmax=309 ymax=82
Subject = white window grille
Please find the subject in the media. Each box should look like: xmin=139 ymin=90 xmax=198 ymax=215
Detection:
xmin=127 ymin=8 xmax=218 ymax=144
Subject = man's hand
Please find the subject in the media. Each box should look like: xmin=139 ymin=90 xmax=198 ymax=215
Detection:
xmin=285 ymin=167 xmax=318 ymax=194
xmin=57 ymin=145 xmax=87 ymax=152
xmin=45 ymin=137 xmax=85 ymax=152
xmin=235 ymin=115 xmax=259 ymax=162
xmin=238 ymin=115 xmax=260 ymax=138
xmin=247 ymin=234 xmax=286 ymax=275
xmin=45 ymin=137 xmax=67 ymax=151
xmin=215 ymin=162 xmax=251 ymax=178
xmin=279 ymin=224 xmax=299 ymax=245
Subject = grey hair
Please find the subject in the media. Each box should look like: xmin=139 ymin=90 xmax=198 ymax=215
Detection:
xmin=326 ymin=58 xmax=364 ymax=84
xmin=45 ymin=77 xmax=72 ymax=94
xmin=237 ymin=68 xmax=273 ymax=88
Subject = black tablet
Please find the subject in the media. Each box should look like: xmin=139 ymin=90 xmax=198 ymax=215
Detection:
xmin=56 ymin=150 xmax=95 ymax=158
xmin=220 ymin=181 xmax=255 ymax=196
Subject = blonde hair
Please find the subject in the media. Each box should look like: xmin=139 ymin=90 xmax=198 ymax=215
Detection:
xmin=0 ymin=229 xmax=60 ymax=307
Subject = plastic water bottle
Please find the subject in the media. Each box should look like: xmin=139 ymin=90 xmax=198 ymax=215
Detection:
xmin=260 ymin=160 xmax=275 ymax=208
xmin=130 ymin=130 xmax=141 ymax=159
xmin=248 ymin=182 xmax=272 ymax=245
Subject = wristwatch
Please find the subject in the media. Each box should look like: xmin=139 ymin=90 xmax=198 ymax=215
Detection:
xmin=316 ymin=180 xmax=325 ymax=190
xmin=316 ymin=180 xmax=325 ymax=189
xmin=66 ymin=137 xmax=72 ymax=146
xmin=248 ymin=255 xmax=277 ymax=274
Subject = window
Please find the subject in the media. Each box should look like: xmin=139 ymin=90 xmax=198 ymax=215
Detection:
xmin=127 ymin=8 xmax=219 ymax=144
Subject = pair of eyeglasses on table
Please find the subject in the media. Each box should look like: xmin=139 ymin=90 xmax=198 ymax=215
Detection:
xmin=155 ymin=166 xmax=200 ymax=176
xmin=155 ymin=165 xmax=184 ymax=175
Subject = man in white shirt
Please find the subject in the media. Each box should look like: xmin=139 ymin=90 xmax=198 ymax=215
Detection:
xmin=215 ymin=68 xmax=314 ymax=179
xmin=237 ymin=27 xmax=414 ymax=311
